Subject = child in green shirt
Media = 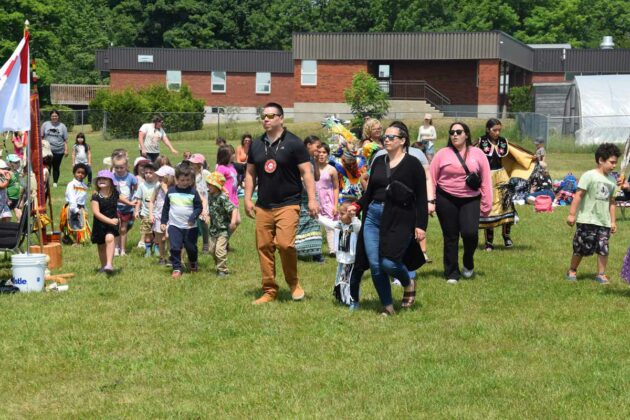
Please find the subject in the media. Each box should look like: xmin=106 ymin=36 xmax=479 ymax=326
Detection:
xmin=566 ymin=143 xmax=620 ymax=284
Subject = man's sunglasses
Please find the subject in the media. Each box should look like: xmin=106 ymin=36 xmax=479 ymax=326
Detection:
xmin=382 ymin=134 xmax=401 ymax=141
xmin=449 ymin=129 xmax=464 ymax=136
xmin=261 ymin=113 xmax=281 ymax=120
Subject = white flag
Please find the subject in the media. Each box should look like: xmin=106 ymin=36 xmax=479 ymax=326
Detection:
xmin=0 ymin=32 xmax=30 ymax=132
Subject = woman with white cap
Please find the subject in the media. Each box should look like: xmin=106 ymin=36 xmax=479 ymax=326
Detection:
xmin=417 ymin=113 xmax=437 ymax=162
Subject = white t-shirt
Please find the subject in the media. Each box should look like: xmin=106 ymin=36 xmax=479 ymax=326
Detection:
xmin=139 ymin=123 xmax=166 ymax=154
xmin=418 ymin=125 xmax=437 ymax=142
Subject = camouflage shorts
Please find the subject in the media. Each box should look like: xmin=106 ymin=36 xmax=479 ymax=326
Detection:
xmin=572 ymin=223 xmax=610 ymax=257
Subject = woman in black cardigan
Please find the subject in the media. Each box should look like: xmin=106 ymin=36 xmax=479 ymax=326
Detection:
xmin=350 ymin=121 xmax=428 ymax=315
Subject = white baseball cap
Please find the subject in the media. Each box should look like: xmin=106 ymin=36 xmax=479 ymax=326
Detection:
xmin=155 ymin=165 xmax=175 ymax=177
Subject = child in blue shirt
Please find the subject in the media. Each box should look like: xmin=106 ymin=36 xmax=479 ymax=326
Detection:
xmin=112 ymin=155 xmax=138 ymax=256
xmin=161 ymin=162 xmax=203 ymax=277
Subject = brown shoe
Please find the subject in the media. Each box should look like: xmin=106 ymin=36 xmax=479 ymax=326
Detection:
xmin=252 ymin=293 xmax=276 ymax=305
xmin=291 ymin=283 xmax=305 ymax=301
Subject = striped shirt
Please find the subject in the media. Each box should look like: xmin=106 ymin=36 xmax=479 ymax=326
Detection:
xmin=161 ymin=186 xmax=202 ymax=229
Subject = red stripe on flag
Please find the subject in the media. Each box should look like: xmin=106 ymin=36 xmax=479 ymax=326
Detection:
xmin=3 ymin=56 xmax=17 ymax=78
xmin=19 ymin=32 xmax=29 ymax=84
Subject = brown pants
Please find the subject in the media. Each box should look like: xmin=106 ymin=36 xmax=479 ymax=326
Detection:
xmin=209 ymin=235 xmax=229 ymax=273
xmin=255 ymin=205 xmax=300 ymax=297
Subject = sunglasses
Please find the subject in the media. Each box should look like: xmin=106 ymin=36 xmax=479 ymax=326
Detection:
xmin=382 ymin=134 xmax=401 ymax=141
xmin=261 ymin=113 xmax=281 ymax=120
xmin=449 ymin=129 xmax=464 ymax=136
xmin=490 ymin=127 xmax=502 ymax=132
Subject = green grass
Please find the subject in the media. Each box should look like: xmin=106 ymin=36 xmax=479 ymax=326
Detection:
xmin=2 ymin=126 xmax=630 ymax=417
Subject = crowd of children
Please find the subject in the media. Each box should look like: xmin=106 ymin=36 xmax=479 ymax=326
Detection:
xmin=2 ymin=127 xmax=630 ymax=308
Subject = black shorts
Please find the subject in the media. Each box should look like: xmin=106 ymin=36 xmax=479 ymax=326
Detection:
xmin=572 ymin=223 xmax=610 ymax=257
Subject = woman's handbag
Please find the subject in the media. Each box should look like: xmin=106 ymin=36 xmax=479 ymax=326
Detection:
xmin=453 ymin=148 xmax=481 ymax=190
xmin=384 ymin=156 xmax=416 ymax=206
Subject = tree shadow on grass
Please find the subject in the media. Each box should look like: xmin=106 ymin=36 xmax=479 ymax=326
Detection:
xmin=601 ymin=287 xmax=630 ymax=298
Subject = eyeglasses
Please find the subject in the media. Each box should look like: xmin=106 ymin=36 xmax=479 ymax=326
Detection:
xmin=382 ymin=134 xmax=401 ymax=141
xmin=261 ymin=113 xmax=281 ymax=120
xmin=449 ymin=129 xmax=464 ymax=136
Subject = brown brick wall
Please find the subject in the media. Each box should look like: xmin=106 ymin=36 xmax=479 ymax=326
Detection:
xmin=477 ymin=60 xmax=500 ymax=105
xmin=109 ymin=70 xmax=294 ymax=107
xmin=385 ymin=60 xmax=478 ymax=105
xmin=531 ymin=72 xmax=566 ymax=83
xmin=294 ymin=60 xmax=368 ymax=102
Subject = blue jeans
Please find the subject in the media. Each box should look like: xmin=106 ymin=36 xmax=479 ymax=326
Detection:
xmin=363 ymin=201 xmax=412 ymax=307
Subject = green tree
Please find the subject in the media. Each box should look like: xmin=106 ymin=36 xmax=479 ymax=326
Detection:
xmin=344 ymin=71 xmax=389 ymax=126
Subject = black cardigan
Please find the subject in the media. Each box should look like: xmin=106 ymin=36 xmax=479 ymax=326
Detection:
xmin=354 ymin=153 xmax=428 ymax=271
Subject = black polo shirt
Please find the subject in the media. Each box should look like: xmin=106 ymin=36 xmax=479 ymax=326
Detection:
xmin=247 ymin=129 xmax=310 ymax=209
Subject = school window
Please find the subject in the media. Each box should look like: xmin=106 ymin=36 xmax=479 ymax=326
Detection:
xmin=256 ymin=72 xmax=271 ymax=94
xmin=211 ymin=71 xmax=227 ymax=93
xmin=166 ymin=70 xmax=181 ymax=91
xmin=301 ymin=60 xmax=317 ymax=86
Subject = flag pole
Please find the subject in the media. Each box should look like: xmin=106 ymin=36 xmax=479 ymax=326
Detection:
xmin=24 ymin=20 xmax=31 ymax=254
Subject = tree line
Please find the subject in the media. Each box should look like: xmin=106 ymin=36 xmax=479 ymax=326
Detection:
xmin=1 ymin=0 xmax=628 ymax=89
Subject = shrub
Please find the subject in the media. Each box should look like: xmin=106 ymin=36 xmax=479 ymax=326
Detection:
xmin=40 ymin=105 xmax=75 ymax=132
xmin=89 ymin=84 xmax=205 ymax=138
xmin=508 ymin=85 xmax=534 ymax=113
xmin=344 ymin=71 xmax=389 ymax=127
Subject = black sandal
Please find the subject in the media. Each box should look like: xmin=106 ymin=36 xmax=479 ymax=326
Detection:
xmin=401 ymin=290 xmax=416 ymax=308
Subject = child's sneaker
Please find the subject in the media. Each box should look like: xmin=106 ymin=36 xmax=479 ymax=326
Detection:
xmin=462 ymin=267 xmax=474 ymax=279
xmin=190 ymin=262 xmax=199 ymax=273
xmin=348 ymin=302 xmax=360 ymax=311
xmin=217 ymin=271 xmax=228 ymax=277
xmin=595 ymin=273 xmax=610 ymax=285
xmin=114 ymin=247 xmax=120 ymax=256
xmin=172 ymin=270 xmax=182 ymax=278
xmin=144 ymin=248 xmax=152 ymax=258
xmin=566 ymin=269 xmax=577 ymax=282
xmin=137 ymin=240 xmax=144 ymax=249
xmin=103 ymin=265 xmax=114 ymax=274
xmin=158 ymin=258 xmax=167 ymax=265
xmin=153 ymin=244 xmax=160 ymax=256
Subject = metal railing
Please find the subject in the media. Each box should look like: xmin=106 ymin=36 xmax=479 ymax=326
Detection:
xmin=387 ymin=80 xmax=451 ymax=108
xmin=50 ymin=84 xmax=108 ymax=106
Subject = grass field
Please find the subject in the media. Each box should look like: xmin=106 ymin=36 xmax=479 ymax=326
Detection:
xmin=1 ymin=123 xmax=630 ymax=417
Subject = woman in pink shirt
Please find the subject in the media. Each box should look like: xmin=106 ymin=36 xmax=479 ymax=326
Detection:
xmin=430 ymin=122 xmax=492 ymax=284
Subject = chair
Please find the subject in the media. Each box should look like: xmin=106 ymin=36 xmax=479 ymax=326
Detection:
xmin=0 ymin=209 xmax=29 ymax=255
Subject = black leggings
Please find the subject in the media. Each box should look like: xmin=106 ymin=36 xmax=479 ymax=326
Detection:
xmin=435 ymin=187 xmax=481 ymax=280
xmin=52 ymin=153 xmax=64 ymax=183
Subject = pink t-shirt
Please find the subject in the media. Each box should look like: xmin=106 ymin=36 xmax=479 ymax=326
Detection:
xmin=216 ymin=164 xmax=238 ymax=206
xmin=430 ymin=146 xmax=493 ymax=216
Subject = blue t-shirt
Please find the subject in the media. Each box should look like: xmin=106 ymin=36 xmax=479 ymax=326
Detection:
xmin=114 ymin=172 xmax=138 ymax=213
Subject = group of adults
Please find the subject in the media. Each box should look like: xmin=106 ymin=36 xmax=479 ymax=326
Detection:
xmin=243 ymin=101 xmax=532 ymax=315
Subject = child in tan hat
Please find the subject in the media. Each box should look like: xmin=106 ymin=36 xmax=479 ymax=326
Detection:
xmin=206 ymin=171 xmax=240 ymax=276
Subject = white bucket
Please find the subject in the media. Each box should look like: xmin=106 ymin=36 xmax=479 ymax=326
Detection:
xmin=11 ymin=253 xmax=47 ymax=293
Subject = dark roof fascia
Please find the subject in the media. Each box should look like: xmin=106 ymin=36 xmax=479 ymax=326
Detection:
xmin=534 ymin=48 xmax=630 ymax=73
xmin=292 ymin=31 xmax=534 ymax=70
xmin=97 ymin=47 xmax=293 ymax=74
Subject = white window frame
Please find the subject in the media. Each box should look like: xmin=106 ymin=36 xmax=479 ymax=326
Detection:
xmin=166 ymin=70 xmax=181 ymax=91
xmin=211 ymin=71 xmax=227 ymax=93
xmin=301 ymin=60 xmax=317 ymax=86
xmin=256 ymin=72 xmax=272 ymax=94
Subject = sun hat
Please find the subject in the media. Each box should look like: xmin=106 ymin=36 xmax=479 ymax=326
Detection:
xmin=155 ymin=165 xmax=175 ymax=177
xmin=134 ymin=157 xmax=150 ymax=168
xmin=424 ymin=113 xmax=432 ymax=120
xmin=205 ymin=171 xmax=226 ymax=190
xmin=6 ymin=154 xmax=20 ymax=163
xmin=95 ymin=170 xmax=116 ymax=185
xmin=0 ymin=160 xmax=8 ymax=169
xmin=187 ymin=153 xmax=206 ymax=164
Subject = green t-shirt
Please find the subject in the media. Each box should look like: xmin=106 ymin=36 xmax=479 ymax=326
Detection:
xmin=7 ymin=172 xmax=21 ymax=200
xmin=576 ymin=169 xmax=616 ymax=228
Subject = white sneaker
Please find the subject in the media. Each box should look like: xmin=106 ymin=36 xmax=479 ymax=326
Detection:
xmin=391 ymin=279 xmax=402 ymax=287
xmin=462 ymin=267 xmax=474 ymax=279
xmin=53 ymin=182 xmax=58 ymax=188
xmin=446 ymin=278 xmax=459 ymax=285
xmin=114 ymin=247 xmax=120 ymax=256
xmin=137 ymin=240 xmax=145 ymax=248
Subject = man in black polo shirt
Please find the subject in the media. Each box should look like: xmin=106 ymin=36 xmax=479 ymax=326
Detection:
xmin=245 ymin=102 xmax=319 ymax=304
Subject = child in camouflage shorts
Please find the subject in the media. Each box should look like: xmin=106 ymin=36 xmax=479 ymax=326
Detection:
xmin=566 ymin=143 xmax=620 ymax=285
xmin=206 ymin=172 xmax=240 ymax=276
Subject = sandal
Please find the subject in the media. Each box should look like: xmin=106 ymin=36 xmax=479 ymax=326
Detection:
xmin=401 ymin=284 xmax=416 ymax=309
xmin=380 ymin=307 xmax=395 ymax=317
